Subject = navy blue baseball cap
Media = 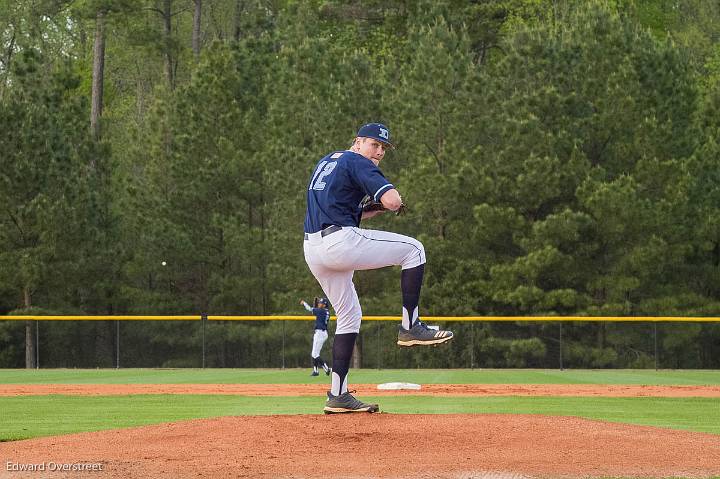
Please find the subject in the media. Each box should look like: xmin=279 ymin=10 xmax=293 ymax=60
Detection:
xmin=357 ymin=123 xmax=394 ymax=148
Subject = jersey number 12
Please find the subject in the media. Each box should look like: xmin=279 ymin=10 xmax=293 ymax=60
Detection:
xmin=309 ymin=161 xmax=337 ymax=191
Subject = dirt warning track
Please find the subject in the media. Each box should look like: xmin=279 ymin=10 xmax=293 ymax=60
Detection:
xmin=1 ymin=383 xmax=719 ymax=397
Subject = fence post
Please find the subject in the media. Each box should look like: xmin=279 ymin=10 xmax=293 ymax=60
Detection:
xmin=36 ymin=321 xmax=39 ymax=369
xmin=559 ymin=322 xmax=563 ymax=371
xmin=653 ymin=322 xmax=658 ymax=370
xmin=470 ymin=322 xmax=475 ymax=369
xmin=201 ymin=314 xmax=207 ymax=369
xmin=376 ymin=323 xmax=381 ymax=370
xmin=115 ymin=320 xmax=120 ymax=369
xmin=281 ymin=319 xmax=285 ymax=369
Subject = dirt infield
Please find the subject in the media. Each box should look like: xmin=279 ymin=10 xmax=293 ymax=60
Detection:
xmin=2 ymin=383 xmax=720 ymax=397
xmin=1 ymin=384 xmax=720 ymax=478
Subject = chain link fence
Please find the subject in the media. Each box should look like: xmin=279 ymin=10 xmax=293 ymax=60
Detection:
xmin=1 ymin=316 xmax=719 ymax=369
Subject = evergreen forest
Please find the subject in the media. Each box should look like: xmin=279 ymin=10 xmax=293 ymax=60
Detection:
xmin=2 ymin=0 xmax=720 ymax=369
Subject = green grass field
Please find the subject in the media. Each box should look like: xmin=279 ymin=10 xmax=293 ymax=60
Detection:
xmin=1 ymin=368 xmax=719 ymax=441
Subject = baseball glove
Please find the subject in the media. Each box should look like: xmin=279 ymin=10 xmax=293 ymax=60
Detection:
xmin=360 ymin=195 xmax=407 ymax=216
xmin=360 ymin=195 xmax=386 ymax=213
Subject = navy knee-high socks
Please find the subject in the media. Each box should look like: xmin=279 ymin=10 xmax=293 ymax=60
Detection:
xmin=330 ymin=332 xmax=357 ymax=396
xmin=401 ymin=264 xmax=424 ymax=330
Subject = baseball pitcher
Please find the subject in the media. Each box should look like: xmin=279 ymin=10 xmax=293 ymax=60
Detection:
xmin=303 ymin=122 xmax=454 ymax=414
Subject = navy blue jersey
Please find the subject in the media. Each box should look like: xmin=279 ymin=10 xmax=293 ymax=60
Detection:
xmin=304 ymin=150 xmax=394 ymax=234
xmin=312 ymin=307 xmax=330 ymax=331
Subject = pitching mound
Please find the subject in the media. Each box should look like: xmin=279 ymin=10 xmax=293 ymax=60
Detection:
xmin=2 ymin=413 xmax=720 ymax=478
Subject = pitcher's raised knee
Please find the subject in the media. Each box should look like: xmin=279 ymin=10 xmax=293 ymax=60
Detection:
xmin=401 ymin=238 xmax=425 ymax=270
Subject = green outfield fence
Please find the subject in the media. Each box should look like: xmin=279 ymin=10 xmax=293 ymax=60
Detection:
xmin=2 ymin=315 xmax=720 ymax=370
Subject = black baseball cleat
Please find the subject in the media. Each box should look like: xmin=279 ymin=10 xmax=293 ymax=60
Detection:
xmin=397 ymin=321 xmax=453 ymax=347
xmin=310 ymin=371 xmax=319 ymax=377
xmin=323 ymin=391 xmax=379 ymax=414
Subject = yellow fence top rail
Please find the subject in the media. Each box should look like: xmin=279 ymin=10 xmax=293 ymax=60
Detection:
xmin=1 ymin=315 xmax=720 ymax=322
xmin=208 ymin=315 xmax=315 ymax=321
xmin=206 ymin=315 xmax=720 ymax=322
xmin=2 ymin=315 xmax=201 ymax=321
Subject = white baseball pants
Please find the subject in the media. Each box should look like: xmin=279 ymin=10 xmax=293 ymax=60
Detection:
xmin=303 ymin=226 xmax=426 ymax=334
xmin=311 ymin=329 xmax=328 ymax=358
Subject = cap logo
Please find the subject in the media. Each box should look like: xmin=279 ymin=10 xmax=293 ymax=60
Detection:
xmin=378 ymin=128 xmax=389 ymax=140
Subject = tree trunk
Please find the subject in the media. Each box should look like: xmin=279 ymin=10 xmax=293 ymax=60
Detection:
xmin=94 ymin=321 xmax=112 ymax=367
xmin=233 ymin=0 xmax=244 ymax=42
xmin=163 ymin=0 xmax=174 ymax=89
xmin=24 ymin=286 xmax=36 ymax=369
xmin=192 ymin=0 xmax=202 ymax=59
xmin=219 ymin=334 xmax=226 ymax=368
xmin=0 ymin=30 xmax=16 ymax=100
xmin=352 ymin=340 xmax=362 ymax=369
xmin=90 ymin=10 xmax=106 ymax=142
xmin=259 ymin=189 xmax=267 ymax=315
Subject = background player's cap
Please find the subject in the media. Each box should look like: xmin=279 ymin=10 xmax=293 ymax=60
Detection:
xmin=357 ymin=123 xmax=394 ymax=148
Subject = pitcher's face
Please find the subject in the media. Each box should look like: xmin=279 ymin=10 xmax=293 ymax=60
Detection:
xmin=353 ymin=137 xmax=387 ymax=166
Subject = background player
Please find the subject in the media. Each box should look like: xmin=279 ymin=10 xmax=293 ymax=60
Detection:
xmin=303 ymin=122 xmax=454 ymax=414
xmin=299 ymin=297 xmax=331 ymax=376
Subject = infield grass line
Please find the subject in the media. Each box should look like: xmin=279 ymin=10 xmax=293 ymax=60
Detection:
xmin=0 ymin=395 xmax=718 ymax=441
xmin=1 ymin=368 xmax=719 ymax=385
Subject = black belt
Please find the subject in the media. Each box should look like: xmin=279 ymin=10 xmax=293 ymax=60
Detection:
xmin=304 ymin=225 xmax=342 ymax=240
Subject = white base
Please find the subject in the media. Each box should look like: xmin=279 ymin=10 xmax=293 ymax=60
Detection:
xmin=377 ymin=382 xmax=422 ymax=390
